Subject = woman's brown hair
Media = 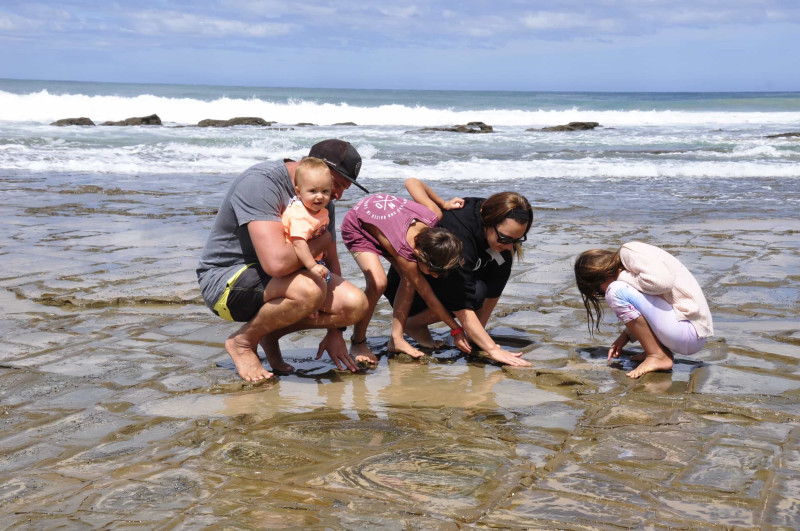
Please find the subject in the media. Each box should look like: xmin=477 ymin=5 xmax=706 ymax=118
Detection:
xmin=574 ymin=248 xmax=623 ymax=334
xmin=414 ymin=227 xmax=463 ymax=275
xmin=479 ymin=192 xmax=533 ymax=258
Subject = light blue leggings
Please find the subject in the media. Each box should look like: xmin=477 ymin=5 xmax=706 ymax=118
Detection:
xmin=605 ymin=281 xmax=705 ymax=356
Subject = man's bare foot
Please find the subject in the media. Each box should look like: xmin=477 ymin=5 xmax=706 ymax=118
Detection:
xmin=627 ymin=352 xmax=673 ymax=378
xmin=225 ymin=335 xmax=273 ymax=382
xmin=351 ymin=340 xmax=378 ymax=365
xmin=405 ymin=324 xmax=444 ymax=349
xmin=388 ymin=337 xmax=425 ymax=358
xmin=259 ymin=337 xmax=294 ymax=374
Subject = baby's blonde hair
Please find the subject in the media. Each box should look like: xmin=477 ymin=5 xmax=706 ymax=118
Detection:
xmin=295 ymin=156 xmax=331 ymax=187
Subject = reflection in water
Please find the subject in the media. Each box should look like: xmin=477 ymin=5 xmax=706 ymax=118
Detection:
xmin=375 ymin=359 xmax=504 ymax=410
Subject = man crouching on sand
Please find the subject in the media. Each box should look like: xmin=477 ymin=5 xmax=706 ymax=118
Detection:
xmin=196 ymin=140 xmax=370 ymax=381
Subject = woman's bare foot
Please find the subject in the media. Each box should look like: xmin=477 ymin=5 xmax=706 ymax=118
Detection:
xmin=388 ymin=337 xmax=425 ymax=358
xmin=225 ymin=335 xmax=273 ymax=382
xmin=627 ymin=352 xmax=673 ymax=378
xmin=405 ymin=324 xmax=444 ymax=349
xmin=350 ymin=340 xmax=378 ymax=365
xmin=259 ymin=337 xmax=294 ymax=374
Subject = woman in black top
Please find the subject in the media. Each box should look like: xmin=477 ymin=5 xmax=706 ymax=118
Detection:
xmin=383 ymin=178 xmax=533 ymax=367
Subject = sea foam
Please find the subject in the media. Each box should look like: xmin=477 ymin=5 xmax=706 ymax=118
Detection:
xmin=3 ymin=89 xmax=800 ymax=128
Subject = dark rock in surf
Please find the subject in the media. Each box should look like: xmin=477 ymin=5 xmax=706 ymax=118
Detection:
xmin=51 ymin=117 xmax=96 ymax=126
xmin=102 ymin=114 xmax=162 ymax=126
xmin=765 ymin=132 xmax=800 ymax=139
xmin=333 ymin=122 xmax=358 ymax=126
xmin=530 ymin=121 xmax=600 ymax=132
xmin=417 ymin=121 xmax=494 ymax=134
xmin=197 ymin=117 xmax=273 ymax=127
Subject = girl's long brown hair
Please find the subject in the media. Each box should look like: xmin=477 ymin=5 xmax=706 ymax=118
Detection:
xmin=479 ymin=192 xmax=533 ymax=258
xmin=574 ymin=248 xmax=623 ymax=334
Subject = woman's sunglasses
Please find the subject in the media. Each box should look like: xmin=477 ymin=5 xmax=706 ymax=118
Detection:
xmin=493 ymin=225 xmax=528 ymax=245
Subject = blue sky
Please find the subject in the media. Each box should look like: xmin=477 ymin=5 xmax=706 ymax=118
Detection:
xmin=1 ymin=1 xmax=798 ymax=91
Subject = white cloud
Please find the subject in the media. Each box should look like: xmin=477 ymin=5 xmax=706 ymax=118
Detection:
xmin=378 ymin=5 xmax=419 ymax=19
xmin=0 ymin=15 xmax=15 ymax=31
xmin=1 ymin=0 xmax=799 ymax=49
xmin=522 ymin=11 xmax=623 ymax=32
xmin=0 ymin=12 xmax=46 ymax=32
xmin=225 ymin=0 xmax=291 ymax=18
xmin=129 ymin=11 xmax=295 ymax=38
xmin=518 ymin=2 xmax=800 ymax=40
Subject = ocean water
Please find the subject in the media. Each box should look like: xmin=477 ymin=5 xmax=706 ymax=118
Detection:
xmin=2 ymin=78 xmax=799 ymax=185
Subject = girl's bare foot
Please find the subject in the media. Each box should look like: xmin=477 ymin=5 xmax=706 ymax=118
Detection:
xmin=350 ymin=339 xmax=378 ymax=365
xmin=259 ymin=337 xmax=294 ymax=374
xmin=627 ymin=352 xmax=673 ymax=378
xmin=225 ymin=335 xmax=273 ymax=382
xmin=405 ymin=324 xmax=444 ymax=349
xmin=388 ymin=337 xmax=425 ymax=358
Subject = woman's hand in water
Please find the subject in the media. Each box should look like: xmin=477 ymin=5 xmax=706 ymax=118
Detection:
xmin=453 ymin=330 xmax=472 ymax=353
xmin=608 ymin=331 xmax=630 ymax=361
xmin=486 ymin=346 xmax=531 ymax=367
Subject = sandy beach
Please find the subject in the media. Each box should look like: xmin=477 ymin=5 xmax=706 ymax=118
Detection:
xmin=1 ymin=167 xmax=799 ymax=527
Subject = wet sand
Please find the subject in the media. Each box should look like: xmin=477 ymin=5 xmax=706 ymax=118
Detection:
xmin=1 ymin=172 xmax=799 ymax=528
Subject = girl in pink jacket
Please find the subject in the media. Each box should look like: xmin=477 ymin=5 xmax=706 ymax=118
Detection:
xmin=574 ymin=241 xmax=713 ymax=378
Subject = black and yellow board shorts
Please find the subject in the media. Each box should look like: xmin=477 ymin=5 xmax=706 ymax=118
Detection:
xmin=212 ymin=263 xmax=272 ymax=322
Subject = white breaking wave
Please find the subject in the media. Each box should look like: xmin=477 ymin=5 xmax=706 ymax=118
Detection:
xmin=2 ymin=148 xmax=797 ymax=179
xmin=368 ymin=158 xmax=800 ymax=181
xmin=3 ymin=89 xmax=800 ymax=128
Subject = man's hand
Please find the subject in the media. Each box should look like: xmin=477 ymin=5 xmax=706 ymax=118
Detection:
xmin=316 ymin=329 xmax=359 ymax=372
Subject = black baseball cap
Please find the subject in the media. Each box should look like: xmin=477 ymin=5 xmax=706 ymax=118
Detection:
xmin=308 ymin=139 xmax=369 ymax=193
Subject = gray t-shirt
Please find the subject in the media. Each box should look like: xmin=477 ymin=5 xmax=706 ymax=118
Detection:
xmin=196 ymin=160 xmax=336 ymax=309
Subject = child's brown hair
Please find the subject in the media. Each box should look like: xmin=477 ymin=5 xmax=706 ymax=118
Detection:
xmin=574 ymin=248 xmax=623 ymax=333
xmin=414 ymin=227 xmax=463 ymax=275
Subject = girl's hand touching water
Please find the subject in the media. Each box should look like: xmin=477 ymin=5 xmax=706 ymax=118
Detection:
xmin=607 ymin=331 xmax=631 ymax=361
